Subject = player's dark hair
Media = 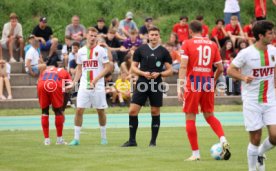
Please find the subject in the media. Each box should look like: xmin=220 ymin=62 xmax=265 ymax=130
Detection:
xmin=148 ymin=26 xmax=160 ymax=33
xmin=196 ymin=15 xmax=204 ymax=21
xmin=189 ymin=20 xmax=202 ymax=33
xmin=105 ymin=72 xmax=112 ymax=78
xmin=180 ymin=16 xmax=188 ymax=21
xmin=215 ymin=19 xmax=225 ymax=25
xmin=72 ymin=41 xmax=80 ymax=48
xmin=252 ymin=20 xmax=274 ymax=41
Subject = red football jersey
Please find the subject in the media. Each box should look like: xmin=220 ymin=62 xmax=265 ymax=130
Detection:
xmin=202 ymin=24 xmax=209 ymax=37
xmin=211 ymin=27 xmax=225 ymax=40
xmin=243 ymin=25 xmax=253 ymax=37
xmin=181 ymin=37 xmax=221 ymax=90
xmin=38 ymin=67 xmax=72 ymax=90
xmin=225 ymin=24 xmax=240 ymax=36
xmin=173 ymin=23 xmax=189 ymax=42
xmin=37 ymin=67 xmax=72 ymax=108
xmin=255 ymin=0 xmax=266 ymax=17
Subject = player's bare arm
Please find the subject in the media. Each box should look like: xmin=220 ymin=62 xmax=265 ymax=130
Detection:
xmin=178 ymin=57 xmax=188 ymax=101
xmin=227 ymin=63 xmax=254 ymax=83
xmin=99 ymin=42 xmax=114 ymax=72
xmin=214 ymin=62 xmax=223 ymax=82
xmin=73 ymin=64 xmax=82 ymax=84
xmin=131 ymin=61 xmax=151 ymax=79
xmin=160 ymin=62 xmax=173 ymax=77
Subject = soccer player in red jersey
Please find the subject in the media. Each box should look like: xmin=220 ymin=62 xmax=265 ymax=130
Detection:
xmin=37 ymin=66 xmax=72 ymax=145
xmin=178 ymin=20 xmax=231 ymax=161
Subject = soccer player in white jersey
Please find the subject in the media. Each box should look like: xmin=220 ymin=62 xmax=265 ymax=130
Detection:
xmin=68 ymin=27 xmax=111 ymax=146
xmin=227 ymin=20 xmax=276 ymax=171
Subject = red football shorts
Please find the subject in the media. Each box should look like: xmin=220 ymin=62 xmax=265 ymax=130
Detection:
xmin=183 ymin=91 xmax=214 ymax=114
xmin=37 ymin=80 xmax=63 ymax=109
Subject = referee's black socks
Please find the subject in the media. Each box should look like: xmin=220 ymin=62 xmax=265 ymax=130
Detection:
xmin=129 ymin=116 xmax=138 ymax=143
xmin=150 ymin=115 xmax=160 ymax=145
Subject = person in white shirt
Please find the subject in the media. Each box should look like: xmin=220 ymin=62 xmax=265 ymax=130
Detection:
xmin=224 ymin=0 xmax=241 ymax=24
xmin=1 ymin=13 xmax=24 ymax=63
xmin=227 ymin=20 xmax=276 ymax=171
xmin=25 ymin=39 xmax=46 ymax=77
xmin=68 ymin=27 xmax=112 ymax=146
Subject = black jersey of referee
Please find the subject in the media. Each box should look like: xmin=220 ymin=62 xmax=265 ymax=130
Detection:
xmin=133 ymin=44 xmax=172 ymax=80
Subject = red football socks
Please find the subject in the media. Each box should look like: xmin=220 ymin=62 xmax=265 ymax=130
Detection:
xmin=186 ymin=120 xmax=198 ymax=150
xmin=55 ymin=115 xmax=64 ymax=137
xmin=41 ymin=115 xmax=49 ymax=138
xmin=206 ymin=116 xmax=225 ymax=138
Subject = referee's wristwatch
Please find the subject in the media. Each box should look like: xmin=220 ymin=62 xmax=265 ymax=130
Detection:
xmin=159 ymin=72 xmax=162 ymax=77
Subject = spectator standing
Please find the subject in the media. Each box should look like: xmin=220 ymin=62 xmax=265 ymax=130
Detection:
xmin=223 ymin=0 xmax=241 ymax=24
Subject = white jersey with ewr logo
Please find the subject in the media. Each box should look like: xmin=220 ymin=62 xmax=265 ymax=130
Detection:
xmin=232 ymin=44 xmax=276 ymax=104
xmin=77 ymin=45 xmax=109 ymax=90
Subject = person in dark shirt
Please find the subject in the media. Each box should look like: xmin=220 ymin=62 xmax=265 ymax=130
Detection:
xmin=104 ymin=28 xmax=128 ymax=65
xmin=32 ymin=17 xmax=58 ymax=58
xmin=95 ymin=18 xmax=108 ymax=37
xmin=121 ymin=26 xmax=173 ymax=147
xmin=139 ymin=17 xmax=153 ymax=43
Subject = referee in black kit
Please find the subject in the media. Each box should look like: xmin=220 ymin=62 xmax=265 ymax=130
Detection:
xmin=122 ymin=26 xmax=173 ymax=147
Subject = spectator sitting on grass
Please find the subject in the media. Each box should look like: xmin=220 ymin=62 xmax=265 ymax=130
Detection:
xmin=0 ymin=59 xmax=12 ymax=100
xmin=115 ymin=71 xmax=131 ymax=107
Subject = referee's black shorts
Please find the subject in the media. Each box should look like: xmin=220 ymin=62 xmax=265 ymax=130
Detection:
xmin=131 ymin=77 xmax=163 ymax=107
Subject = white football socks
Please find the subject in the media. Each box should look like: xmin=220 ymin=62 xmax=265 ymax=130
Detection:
xmin=258 ymin=137 xmax=274 ymax=156
xmin=192 ymin=150 xmax=200 ymax=158
xmin=100 ymin=126 xmax=107 ymax=139
xmin=74 ymin=126 xmax=81 ymax=140
xmin=247 ymin=143 xmax=258 ymax=171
